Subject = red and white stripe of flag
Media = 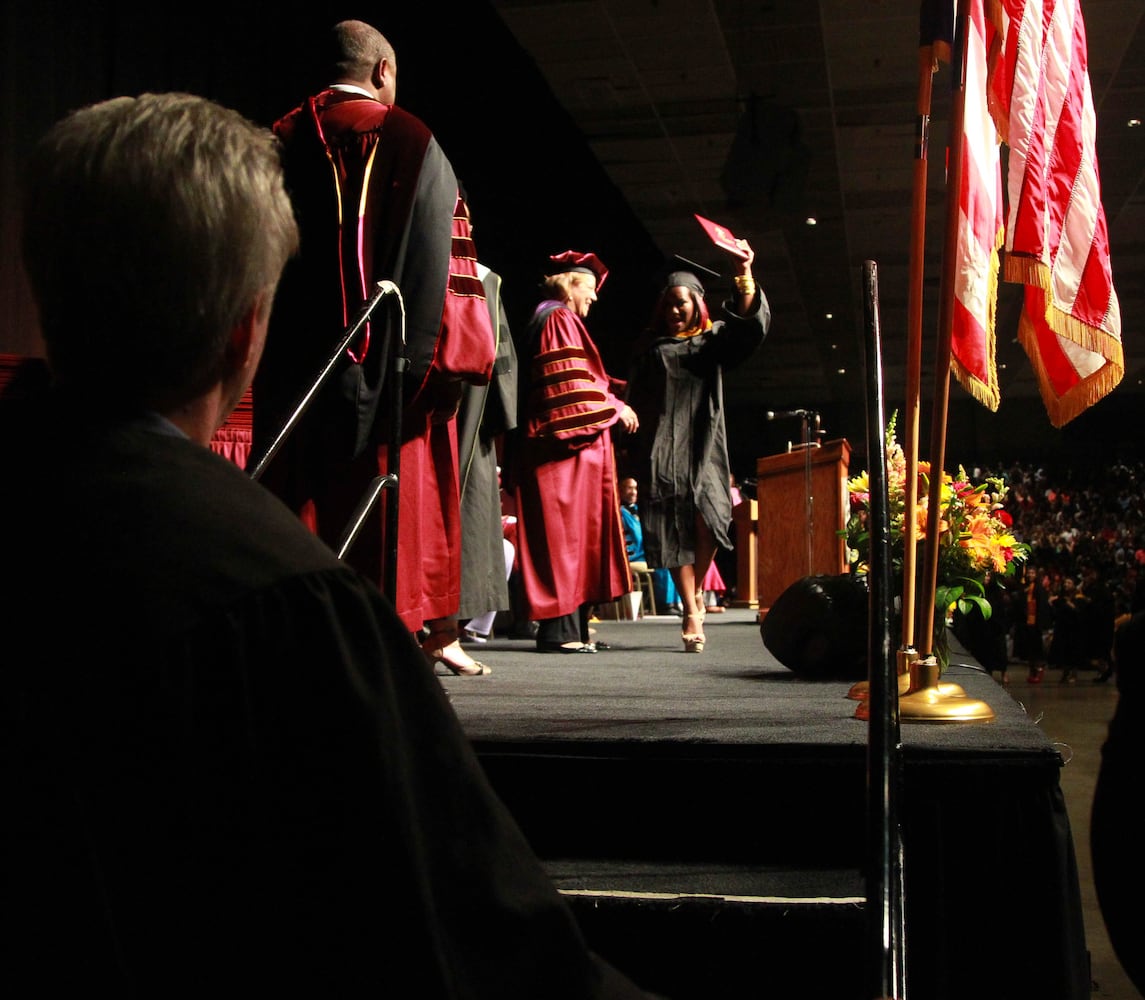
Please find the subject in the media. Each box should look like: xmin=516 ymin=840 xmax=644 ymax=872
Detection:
xmin=993 ymin=0 xmax=1123 ymax=427
xmin=951 ymin=0 xmax=1005 ymax=411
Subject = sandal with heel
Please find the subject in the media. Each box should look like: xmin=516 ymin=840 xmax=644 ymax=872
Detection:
xmin=421 ymin=629 xmax=491 ymax=676
xmin=682 ymin=613 xmax=706 ymax=654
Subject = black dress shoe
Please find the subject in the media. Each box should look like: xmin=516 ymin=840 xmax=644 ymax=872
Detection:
xmin=537 ymin=640 xmax=597 ymax=654
xmin=591 ymin=640 xmax=611 ymax=650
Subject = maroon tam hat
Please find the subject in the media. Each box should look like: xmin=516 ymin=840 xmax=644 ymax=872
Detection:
xmin=546 ymin=249 xmax=609 ymax=290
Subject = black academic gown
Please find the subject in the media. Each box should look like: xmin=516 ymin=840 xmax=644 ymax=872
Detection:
xmin=0 ymin=392 xmax=653 ymax=999
xmin=457 ymin=266 xmax=518 ymax=621
xmin=625 ymin=296 xmax=770 ymax=567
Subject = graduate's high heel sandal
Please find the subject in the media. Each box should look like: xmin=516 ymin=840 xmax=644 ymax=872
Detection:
xmin=682 ymin=614 xmax=706 ymax=654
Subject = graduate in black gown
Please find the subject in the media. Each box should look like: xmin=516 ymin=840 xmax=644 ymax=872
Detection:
xmin=625 ymin=250 xmax=770 ymax=653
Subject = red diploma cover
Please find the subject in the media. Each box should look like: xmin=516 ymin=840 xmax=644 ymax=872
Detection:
xmin=693 ymin=213 xmax=750 ymax=260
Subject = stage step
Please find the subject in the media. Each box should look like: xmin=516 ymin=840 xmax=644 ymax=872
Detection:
xmin=457 ymin=632 xmax=1087 ymax=999
xmin=474 ymin=742 xmax=869 ymax=868
xmin=545 ymin=860 xmax=868 ymax=998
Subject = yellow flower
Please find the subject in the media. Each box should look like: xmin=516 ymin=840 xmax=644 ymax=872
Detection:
xmin=847 ymin=469 xmax=870 ymax=497
xmin=841 ymin=411 xmax=1030 ymax=595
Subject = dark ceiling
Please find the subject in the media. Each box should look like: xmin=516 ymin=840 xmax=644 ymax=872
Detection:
xmin=465 ymin=0 xmax=1145 ymax=470
xmin=3 ymin=0 xmax=1142 ymax=472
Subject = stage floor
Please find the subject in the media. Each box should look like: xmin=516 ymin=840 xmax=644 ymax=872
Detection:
xmin=440 ymin=607 xmax=1054 ymax=754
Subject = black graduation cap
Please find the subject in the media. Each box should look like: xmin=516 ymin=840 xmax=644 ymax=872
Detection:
xmin=659 ymin=254 xmax=721 ymax=296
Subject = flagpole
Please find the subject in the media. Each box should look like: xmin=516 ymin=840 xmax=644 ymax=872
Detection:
xmin=901 ymin=44 xmax=937 ymax=656
xmin=860 ymin=259 xmax=907 ymax=1000
xmin=919 ymin=0 xmax=969 ymax=662
xmin=899 ymin=0 xmax=993 ymax=723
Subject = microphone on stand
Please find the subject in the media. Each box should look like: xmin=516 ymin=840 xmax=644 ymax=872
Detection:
xmin=770 ymin=408 xmax=824 ymax=451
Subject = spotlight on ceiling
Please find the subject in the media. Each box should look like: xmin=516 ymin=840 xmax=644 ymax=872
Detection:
xmin=805 ymin=217 xmax=818 ymax=226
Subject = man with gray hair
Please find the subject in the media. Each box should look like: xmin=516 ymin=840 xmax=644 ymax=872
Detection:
xmin=2 ymin=92 xmax=655 ymax=999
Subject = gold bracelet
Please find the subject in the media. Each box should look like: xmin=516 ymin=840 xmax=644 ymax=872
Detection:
xmin=733 ymin=275 xmax=756 ymax=296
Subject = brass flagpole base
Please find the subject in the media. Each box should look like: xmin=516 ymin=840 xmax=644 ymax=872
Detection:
xmin=907 ymin=654 xmax=969 ymax=698
xmin=850 ymin=654 xmax=968 ymax=701
xmin=848 ymin=648 xmax=915 ymax=702
xmin=899 ymin=657 xmax=995 ymax=722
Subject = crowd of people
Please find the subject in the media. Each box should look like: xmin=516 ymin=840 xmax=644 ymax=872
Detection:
xmin=957 ymin=457 xmax=1145 ymax=684
xmin=988 ymin=457 xmax=1145 ymax=996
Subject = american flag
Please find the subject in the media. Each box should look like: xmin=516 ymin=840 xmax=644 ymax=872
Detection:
xmin=930 ymin=0 xmax=1123 ymax=426
xmin=949 ymin=0 xmax=1005 ymax=411
xmin=991 ymin=0 xmax=1123 ymax=426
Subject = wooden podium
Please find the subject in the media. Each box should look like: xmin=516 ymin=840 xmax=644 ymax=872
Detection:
xmin=755 ymin=438 xmax=851 ymax=616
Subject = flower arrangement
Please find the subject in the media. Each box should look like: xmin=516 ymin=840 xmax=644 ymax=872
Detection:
xmin=842 ymin=413 xmax=1030 ymax=629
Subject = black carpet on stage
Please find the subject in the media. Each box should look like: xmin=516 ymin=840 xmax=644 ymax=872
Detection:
xmin=441 ymin=609 xmax=1090 ymax=1000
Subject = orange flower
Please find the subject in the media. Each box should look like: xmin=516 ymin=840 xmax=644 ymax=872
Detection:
xmin=843 ymin=411 xmax=1029 ymax=592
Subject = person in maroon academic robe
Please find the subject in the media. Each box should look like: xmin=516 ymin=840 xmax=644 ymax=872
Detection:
xmin=513 ymin=251 xmax=639 ymax=653
xmin=254 ymin=20 xmax=495 ymax=674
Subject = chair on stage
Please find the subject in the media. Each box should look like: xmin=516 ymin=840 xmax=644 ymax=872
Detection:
xmin=631 ymin=565 xmax=658 ymax=617
xmin=595 ymin=562 xmax=657 ymax=621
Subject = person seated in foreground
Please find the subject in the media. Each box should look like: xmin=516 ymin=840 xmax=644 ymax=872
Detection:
xmin=2 ymin=91 xmax=657 ymax=999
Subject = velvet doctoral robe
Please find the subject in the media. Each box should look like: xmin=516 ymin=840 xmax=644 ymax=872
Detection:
xmin=255 ymin=89 xmax=494 ymax=631
xmin=513 ymin=301 xmax=630 ymax=620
